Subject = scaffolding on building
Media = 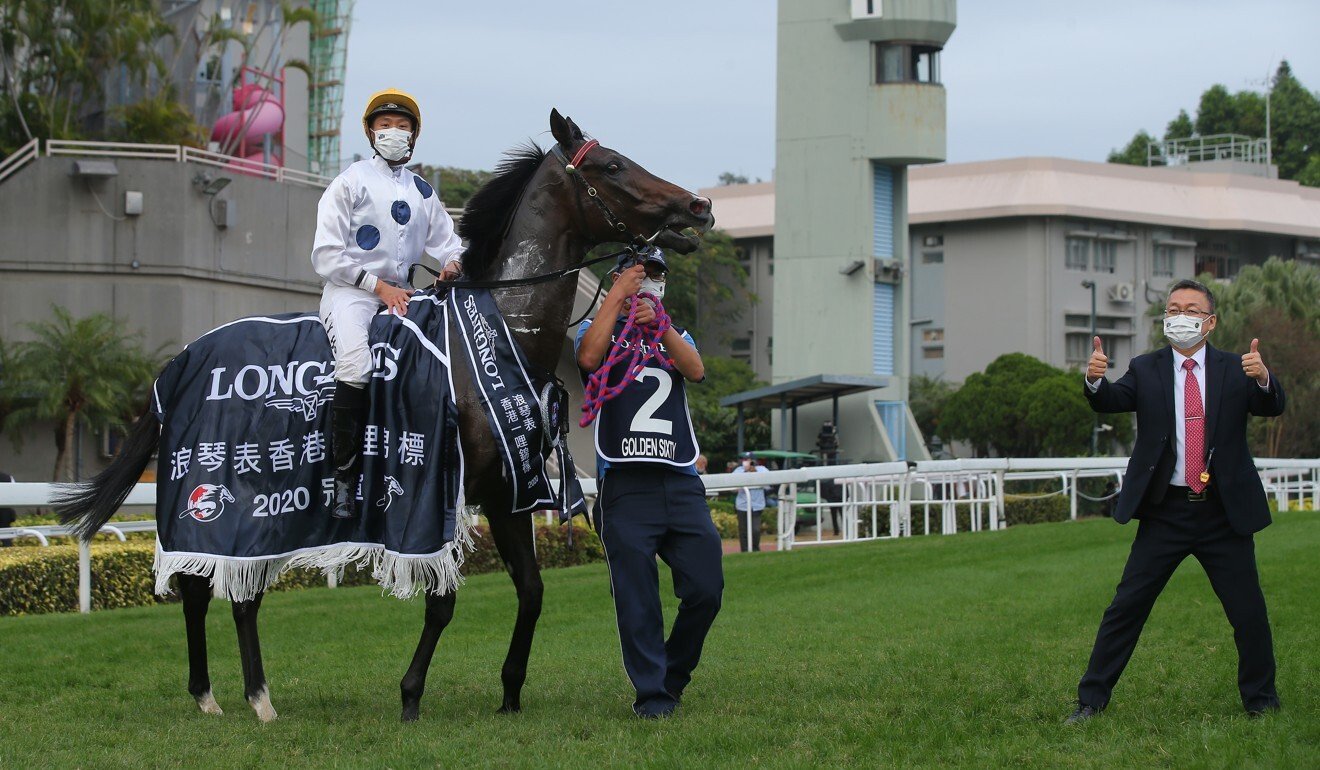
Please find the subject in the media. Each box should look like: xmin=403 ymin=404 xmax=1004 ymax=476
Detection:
xmin=307 ymin=0 xmax=353 ymax=176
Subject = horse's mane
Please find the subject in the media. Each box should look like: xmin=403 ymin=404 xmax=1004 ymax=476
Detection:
xmin=457 ymin=141 xmax=546 ymax=279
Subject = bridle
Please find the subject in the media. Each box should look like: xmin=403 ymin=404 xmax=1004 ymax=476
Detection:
xmin=414 ymin=138 xmax=679 ymax=326
xmin=549 ymin=139 xmax=668 ymax=248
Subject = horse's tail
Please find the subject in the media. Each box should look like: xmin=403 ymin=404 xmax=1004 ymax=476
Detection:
xmin=54 ymin=410 xmax=160 ymax=542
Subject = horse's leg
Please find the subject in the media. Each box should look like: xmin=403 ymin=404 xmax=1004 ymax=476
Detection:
xmin=231 ymin=591 xmax=277 ymax=722
xmin=488 ymin=511 xmax=543 ymax=713
xmin=179 ymin=574 xmax=222 ymax=715
xmin=399 ymin=590 xmax=457 ymax=722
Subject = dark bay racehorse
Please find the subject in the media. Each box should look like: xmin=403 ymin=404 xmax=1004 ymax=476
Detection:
xmin=56 ymin=109 xmax=714 ymax=722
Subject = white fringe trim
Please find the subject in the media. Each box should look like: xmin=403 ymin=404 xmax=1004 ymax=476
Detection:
xmin=153 ymin=508 xmax=479 ymax=602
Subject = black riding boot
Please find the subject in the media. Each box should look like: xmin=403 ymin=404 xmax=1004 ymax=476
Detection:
xmin=330 ymin=381 xmax=369 ymax=520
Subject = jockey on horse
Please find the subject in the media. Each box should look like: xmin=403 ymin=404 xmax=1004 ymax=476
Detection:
xmin=311 ymin=89 xmax=464 ymax=519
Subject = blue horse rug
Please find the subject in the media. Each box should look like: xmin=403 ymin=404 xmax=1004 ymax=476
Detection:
xmin=151 ymin=290 xmax=581 ymax=601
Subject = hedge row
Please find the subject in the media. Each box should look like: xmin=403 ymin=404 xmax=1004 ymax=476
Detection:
xmin=1002 ymin=493 xmax=1072 ymax=526
xmin=1 ymin=519 xmax=604 ymax=617
xmin=0 ymin=542 xmax=168 ymax=616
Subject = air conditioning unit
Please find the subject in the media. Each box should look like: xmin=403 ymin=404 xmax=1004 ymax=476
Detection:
xmin=1108 ymin=282 xmax=1134 ymax=303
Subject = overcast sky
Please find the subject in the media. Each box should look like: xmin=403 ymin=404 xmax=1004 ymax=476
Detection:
xmin=338 ymin=1 xmax=1319 ymax=193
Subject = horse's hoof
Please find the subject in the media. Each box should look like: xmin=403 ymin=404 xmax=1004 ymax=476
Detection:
xmin=195 ymin=690 xmax=224 ymax=716
xmin=496 ymin=703 xmax=521 ymax=715
xmin=248 ymin=686 xmax=278 ymax=723
xmin=401 ymin=704 xmax=420 ymax=723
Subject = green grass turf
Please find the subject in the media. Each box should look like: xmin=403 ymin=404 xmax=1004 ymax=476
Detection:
xmin=0 ymin=514 xmax=1316 ymax=768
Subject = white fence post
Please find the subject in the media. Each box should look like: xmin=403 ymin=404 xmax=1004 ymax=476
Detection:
xmin=1069 ymin=471 xmax=1079 ymax=520
xmin=78 ymin=540 xmax=92 ymax=614
xmin=993 ymin=469 xmax=1006 ymax=530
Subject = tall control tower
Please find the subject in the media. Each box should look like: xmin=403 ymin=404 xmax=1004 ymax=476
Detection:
xmin=774 ymin=0 xmax=956 ymax=461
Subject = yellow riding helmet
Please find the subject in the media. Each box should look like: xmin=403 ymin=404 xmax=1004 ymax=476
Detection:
xmin=363 ymin=89 xmax=422 ymax=137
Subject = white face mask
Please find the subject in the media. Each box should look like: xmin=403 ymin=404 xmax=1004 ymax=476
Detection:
xmin=373 ymin=127 xmax=412 ymax=162
xmin=1164 ymin=313 xmax=1210 ymax=348
xmin=640 ymin=276 xmax=666 ymax=302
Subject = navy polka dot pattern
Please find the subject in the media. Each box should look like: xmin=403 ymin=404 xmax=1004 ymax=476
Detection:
xmin=391 ymin=200 xmax=412 ymax=225
xmin=414 ymin=176 xmax=434 ymax=199
xmin=356 ymin=224 xmax=381 ymax=251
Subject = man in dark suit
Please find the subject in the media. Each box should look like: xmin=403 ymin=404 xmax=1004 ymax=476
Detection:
xmin=1067 ymin=279 xmax=1285 ymax=723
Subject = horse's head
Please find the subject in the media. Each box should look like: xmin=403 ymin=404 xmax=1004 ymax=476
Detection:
xmin=219 ymin=487 xmax=236 ymax=504
xmin=548 ymin=109 xmax=713 ymax=254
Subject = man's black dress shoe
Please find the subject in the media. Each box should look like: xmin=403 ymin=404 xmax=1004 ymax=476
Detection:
xmin=1246 ymin=704 xmax=1280 ymax=719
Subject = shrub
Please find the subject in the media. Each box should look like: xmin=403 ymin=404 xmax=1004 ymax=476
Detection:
xmin=0 ymin=519 xmax=605 ymax=617
xmin=0 ymin=542 xmax=166 ymax=615
xmin=710 ymin=512 xmax=738 ymax=539
xmin=709 ymin=498 xmax=775 ymax=535
xmin=463 ymin=518 xmax=603 ymax=574
xmin=1002 ymin=494 xmax=1071 ymax=526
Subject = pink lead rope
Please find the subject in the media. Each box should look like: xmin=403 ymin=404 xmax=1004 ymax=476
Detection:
xmin=579 ymin=291 xmax=675 ymax=428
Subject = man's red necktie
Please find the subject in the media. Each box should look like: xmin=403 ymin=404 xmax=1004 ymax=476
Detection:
xmin=1183 ymin=359 xmax=1206 ymax=492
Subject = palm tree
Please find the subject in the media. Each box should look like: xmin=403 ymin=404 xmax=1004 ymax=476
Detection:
xmin=0 ymin=307 xmax=162 ymax=481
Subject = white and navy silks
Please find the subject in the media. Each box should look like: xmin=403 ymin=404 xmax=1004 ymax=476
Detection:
xmin=574 ymin=318 xmax=723 ymax=716
xmin=311 ymin=155 xmax=463 ymax=384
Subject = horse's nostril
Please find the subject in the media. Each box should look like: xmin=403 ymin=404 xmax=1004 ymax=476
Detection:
xmin=689 ymin=197 xmax=711 ymax=216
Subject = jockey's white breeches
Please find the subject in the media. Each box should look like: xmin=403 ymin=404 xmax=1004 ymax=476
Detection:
xmin=320 ymin=283 xmax=382 ymax=385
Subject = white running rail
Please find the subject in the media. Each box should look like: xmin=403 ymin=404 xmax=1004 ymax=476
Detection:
xmin=3 ymin=458 xmax=1316 ymax=613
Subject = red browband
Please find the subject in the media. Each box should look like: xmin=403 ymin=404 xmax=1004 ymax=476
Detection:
xmin=569 ymin=139 xmax=599 ymax=169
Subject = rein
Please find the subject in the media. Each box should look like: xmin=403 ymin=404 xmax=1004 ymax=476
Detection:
xmin=410 ymin=246 xmax=629 ymax=290
xmin=579 ymin=291 xmax=675 ymax=428
xmin=411 ymin=138 xmax=665 ymax=312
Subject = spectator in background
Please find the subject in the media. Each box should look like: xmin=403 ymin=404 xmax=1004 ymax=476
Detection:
xmin=0 ymin=471 xmax=17 ymax=547
xmin=733 ymin=454 xmax=769 ymax=552
xmin=695 ymin=455 xmax=708 ymax=474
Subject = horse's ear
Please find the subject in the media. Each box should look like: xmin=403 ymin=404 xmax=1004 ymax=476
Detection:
xmin=550 ymin=108 xmax=577 ymax=148
xmin=566 ymin=115 xmax=584 ymax=140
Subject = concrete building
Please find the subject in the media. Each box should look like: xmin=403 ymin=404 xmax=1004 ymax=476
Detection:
xmin=702 ymin=156 xmax=1320 ymax=422
xmin=764 ymin=0 xmax=957 ymax=463
xmin=906 ymin=156 xmax=1320 ymax=381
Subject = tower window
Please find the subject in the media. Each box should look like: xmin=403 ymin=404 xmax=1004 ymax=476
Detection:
xmin=875 ymin=43 xmax=941 ymax=85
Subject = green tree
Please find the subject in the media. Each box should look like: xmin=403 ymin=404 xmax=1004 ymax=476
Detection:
xmin=908 ymin=374 xmax=957 ymax=445
xmin=940 ymin=353 xmax=1131 ymax=457
xmin=414 ymin=165 xmax=494 ymax=209
xmin=0 ymin=0 xmax=173 ymax=153
xmin=0 ymin=307 xmax=162 ymax=481
xmin=660 ymin=229 xmax=753 ymax=345
xmin=586 ymin=229 xmax=753 ymax=346
xmin=1194 ymin=84 xmax=1238 ymax=135
xmin=1164 ymin=109 xmax=1194 ymax=141
xmin=1148 ymin=258 xmax=1320 ymax=457
xmin=1107 ymin=130 xmax=1156 ymax=166
xmin=1108 ymin=61 xmax=1320 ymax=187
xmin=1022 ymin=374 xmax=1095 ymax=456
xmin=686 ymin=355 xmax=770 ymax=470
xmin=1268 ymin=61 xmax=1320 ymax=182
xmin=114 ymin=88 xmax=205 ymax=147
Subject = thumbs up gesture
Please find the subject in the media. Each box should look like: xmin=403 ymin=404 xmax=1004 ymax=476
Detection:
xmin=1086 ymin=336 xmax=1108 ymax=383
xmin=1242 ymin=338 xmax=1270 ymax=387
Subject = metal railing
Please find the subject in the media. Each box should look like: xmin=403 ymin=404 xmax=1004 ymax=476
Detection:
xmin=1148 ymin=133 xmax=1272 ymax=167
xmin=3 ymin=458 xmax=1316 ymax=613
xmin=46 ymin=139 xmax=181 ymax=160
xmin=0 ymin=139 xmax=334 ymax=189
xmin=0 ymin=137 xmax=40 ymax=184
xmin=181 ymin=146 xmax=335 ymax=187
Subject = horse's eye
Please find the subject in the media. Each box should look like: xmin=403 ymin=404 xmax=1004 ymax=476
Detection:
xmin=606 ymin=162 xmax=621 ymax=174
